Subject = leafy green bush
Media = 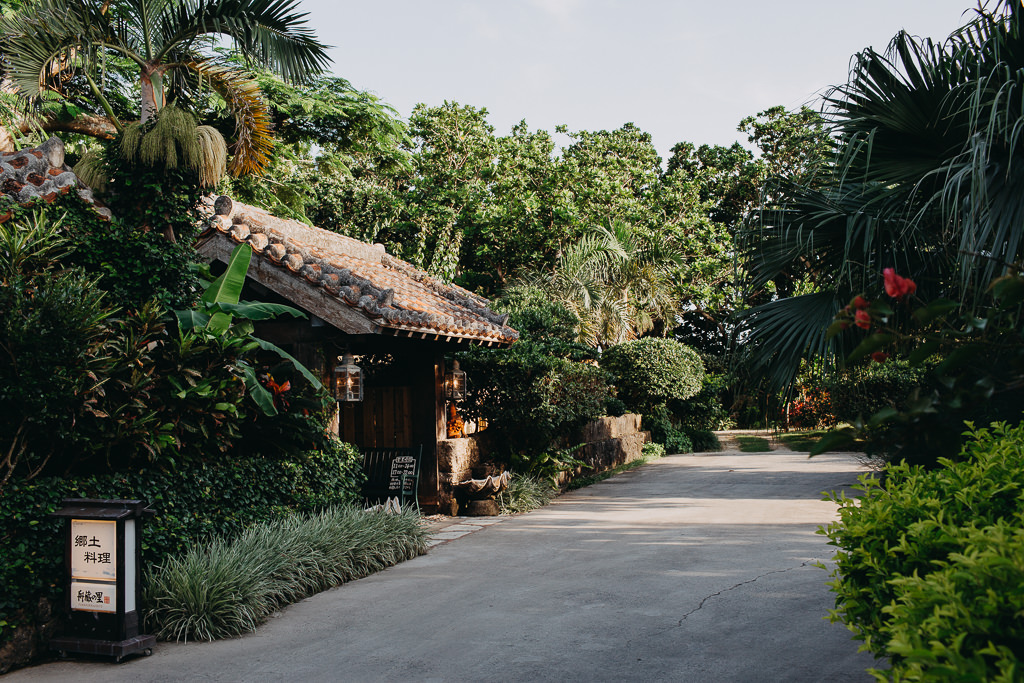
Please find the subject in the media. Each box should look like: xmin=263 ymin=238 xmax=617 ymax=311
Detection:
xmin=458 ymin=325 xmax=612 ymax=458
xmin=641 ymin=442 xmax=666 ymax=458
xmin=823 ymin=360 xmax=930 ymax=425
xmin=664 ymin=430 xmax=693 ymax=454
xmin=497 ymin=474 xmax=558 ymax=514
xmin=821 ymin=422 xmax=1024 ymax=680
xmin=640 ymin=407 xmax=694 ymax=453
xmin=0 ymin=210 xmax=113 ymax=485
xmin=0 ymin=443 xmax=363 ymax=641
xmin=601 ymin=337 xmax=704 ymax=413
xmin=671 ymin=372 xmax=732 ymax=432
xmin=686 ymin=429 xmax=721 ymax=453
xmin=144 ymin=506 xmax=426 ymax=641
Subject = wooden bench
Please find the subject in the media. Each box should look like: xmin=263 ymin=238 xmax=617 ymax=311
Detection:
xmin=360 ymin=445 xmax=423 ymax=512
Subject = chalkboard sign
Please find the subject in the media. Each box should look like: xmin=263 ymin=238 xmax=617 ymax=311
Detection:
xmin=361 ymin=446 xmax=422 ymax=511
xmin=389 ymin=455 xmax=417 ymax=493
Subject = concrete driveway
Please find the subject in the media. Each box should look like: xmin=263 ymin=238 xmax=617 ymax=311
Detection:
xmin=9 ymin=450 xmax=877 ymax=682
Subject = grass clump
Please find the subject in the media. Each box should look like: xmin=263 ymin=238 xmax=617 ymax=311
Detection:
xmin=497 ymin=474 xmax=559 ymax=514
xmin=143 ymin=506 xmax=427 ymax=641
xmin=777 ymin=429 xmax=831 ymax=452
xmin=736 ymin=435 xmax=772 ymax=452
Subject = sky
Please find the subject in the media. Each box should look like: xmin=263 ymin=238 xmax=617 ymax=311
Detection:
xmin=299 ymin=0 xmax=980 ymax=160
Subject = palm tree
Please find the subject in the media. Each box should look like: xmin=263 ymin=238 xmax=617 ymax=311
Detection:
xmin=737 ymin=1 xmax=1024 ymax=391
xmin=0 ymin=0 xmax=330 ymax=175
xmin=510 ymin=220 xmax=683 ymax=347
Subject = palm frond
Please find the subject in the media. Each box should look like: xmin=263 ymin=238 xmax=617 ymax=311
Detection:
xmin=734 ymin=292 xmax=843 ymax=394
xmin=188 ymin=58 xmax=273 ymax=176
xmin=160 ymin=0 xmax=330 ymax=83
xmin=72 ymin=150 xmax=109 ymax=191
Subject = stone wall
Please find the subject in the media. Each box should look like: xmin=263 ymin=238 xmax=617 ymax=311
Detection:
xmin=435 ymin=433 xmax=487 ymax=515
xmin=434 ymin=415 xmax=650 ymax=498
xmin=556 ymin=414 xmax=650 ymax=486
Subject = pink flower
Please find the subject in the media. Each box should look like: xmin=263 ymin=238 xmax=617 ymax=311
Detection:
xmin=883 ymin=268 xmax=917 ymax=299
xmin=855 ymin=309 xmax=871 ymax=330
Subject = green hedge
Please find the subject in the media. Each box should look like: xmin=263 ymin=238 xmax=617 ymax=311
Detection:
xmin=822 ymin=422 xmax=1024 ymax=680
xmin=0 ymin=442 xmax=362 ymax=640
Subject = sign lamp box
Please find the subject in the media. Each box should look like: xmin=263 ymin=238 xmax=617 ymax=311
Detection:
xmin=49 ymin=499 xmax=156 ymax=663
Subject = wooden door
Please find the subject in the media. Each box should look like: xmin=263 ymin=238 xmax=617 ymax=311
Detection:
xmin=338 ymin=386 xmax=413 ymax=448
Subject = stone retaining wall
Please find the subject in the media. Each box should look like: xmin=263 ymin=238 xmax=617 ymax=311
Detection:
xmin=556 ymin=414 xmax=650 ymax=486
xmin=434 ymin=415 xmax=649 ymax=497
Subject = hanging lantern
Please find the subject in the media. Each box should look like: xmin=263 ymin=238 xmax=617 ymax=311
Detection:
xmin=333 ymin=354 xmax=363 ymax=402
xmin=445 ymin=360 xmax=466 ymax=400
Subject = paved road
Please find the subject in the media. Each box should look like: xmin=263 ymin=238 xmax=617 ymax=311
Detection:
xmin=10 ymin=451 xmax=877 ymax=682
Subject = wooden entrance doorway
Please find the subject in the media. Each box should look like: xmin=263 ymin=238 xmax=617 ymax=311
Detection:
xmin=338 ymin=385 xmax=413 ymax=448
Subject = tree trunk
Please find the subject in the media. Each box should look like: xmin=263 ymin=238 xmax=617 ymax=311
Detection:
xmin=0 ymin=115 xmax=119 ymax=153
xmin=139 ymin=63 xmax=165 ymax=123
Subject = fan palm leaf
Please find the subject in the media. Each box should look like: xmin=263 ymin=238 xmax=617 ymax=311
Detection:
xmin=739 ymin=1 xmax=1024 ymax=391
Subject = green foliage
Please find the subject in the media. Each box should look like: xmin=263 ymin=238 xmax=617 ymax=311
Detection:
xmin=0 ymin=210 xmax=112 ymax=485
xmin=496 ymin=474 xmax=558 ymax=515
xmin=823 ymin=361 xmax=930 ymax=425
xmin=664 ymin=430 xmax=693 ymax=455
xmin=818 ymin=269 xmax=1023 ymax=467
xmin=0 ymin=441 xmax=363 ymax=640
xmin=509 ymin=445 xmax=586 ymax=484
xmin=510 ymin=220 xmax=685 ymax=346
xmin=672 ymin=372 xmax=733 ymax=432
xmin=736 ymin=436 xmax=771 ymax=452
xmin=640 ymin=407 xmax=693 ymax=454
xmin=685 ymin=430 xmax=721 ymax=453
xmin=144 ymin=506 xmax=426 ymax=641
xmin=458 ymin=307 xmax=613 ymax=457
xmin=737 ymin=5 xmax=1024 ymax=393
xmin=821 ymin=422 xmax=1024 ymax=680
xmin=601 ymin=338 xmax=704 ymax=413
xmin=60 ymin=147 xmax=202 ymax=310
xmin=641 ymin=442 xmax=666 ymax=458
xmin=776 ymin=430 xmax=832 ymax=453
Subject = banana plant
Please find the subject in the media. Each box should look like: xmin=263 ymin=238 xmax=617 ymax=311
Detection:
xmin=175 ymin=243 xmax=324 ymax=415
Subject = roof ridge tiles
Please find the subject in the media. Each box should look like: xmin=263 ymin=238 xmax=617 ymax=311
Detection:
xmin=197 ymin=194 xmax=518 ymax=344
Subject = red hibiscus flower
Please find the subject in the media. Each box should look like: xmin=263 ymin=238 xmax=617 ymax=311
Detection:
xmin=870 ymin=351 xmax=889 ymax=364
xmin=852 ymin=295 xmax=870 ymax=310
xmin=855 ymin=309 xmax=871 ymax=330
xmin=883 ymin=268 xmax=917 ymax=299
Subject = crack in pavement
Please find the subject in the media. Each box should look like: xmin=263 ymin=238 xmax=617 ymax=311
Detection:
xmin=676 ymin=561 xmax=812 ymax=626
xmin=626 ymin=561 xmax=818 ymax=651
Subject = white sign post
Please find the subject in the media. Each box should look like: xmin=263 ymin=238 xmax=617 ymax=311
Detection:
xmin=50 ymin=500 xmax=155 ymax=662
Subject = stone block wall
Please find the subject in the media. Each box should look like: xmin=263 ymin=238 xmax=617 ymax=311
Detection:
xmin=436 ymin=433 xmax=485 ymax=515
xmin=556 ymin=414 xmax=650 ymax=486
xmin=435 ymin=414 xmax=649 ymax=506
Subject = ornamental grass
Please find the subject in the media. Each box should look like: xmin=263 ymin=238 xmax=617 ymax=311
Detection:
xmin=143 ymin=506 xmax=427 ymax=641
xmin=496 ymin=473 xmax=559 ymax=515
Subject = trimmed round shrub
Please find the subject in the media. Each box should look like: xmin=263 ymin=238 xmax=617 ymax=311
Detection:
xmin=601 ymin=338 xmax=704 ymax=413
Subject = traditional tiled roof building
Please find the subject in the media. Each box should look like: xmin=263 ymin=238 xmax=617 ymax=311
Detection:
xmin=2 ymin=138 xmax=517 ymax=512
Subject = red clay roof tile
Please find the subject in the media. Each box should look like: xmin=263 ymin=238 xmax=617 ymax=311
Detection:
xmin=198 ymin=196 xmax=518 ymax=345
